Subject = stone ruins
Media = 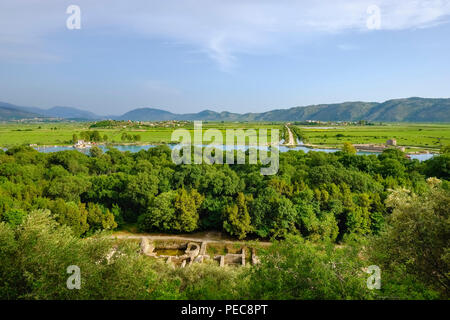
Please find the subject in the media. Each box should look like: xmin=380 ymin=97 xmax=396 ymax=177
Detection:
xmin=139 ymin=238 xmax=259 ymax=268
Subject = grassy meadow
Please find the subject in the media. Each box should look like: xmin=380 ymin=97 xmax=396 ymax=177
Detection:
xmin=0 ymin=121 xmax=449 ymax=152
xmin=295 ymin=123 xmax=450 ymax=152
xmin=0 ymin=121 xmax=282 ymax=148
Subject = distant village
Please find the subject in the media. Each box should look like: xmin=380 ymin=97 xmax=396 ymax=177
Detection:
xmin=296 ymin=120 xmax=379 ymax=126
xmin=89 ymin=119 xmax=190 ymax=129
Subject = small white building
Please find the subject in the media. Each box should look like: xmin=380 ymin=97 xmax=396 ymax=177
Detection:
xmin=74 ymin=140 xmax=92 ymax=148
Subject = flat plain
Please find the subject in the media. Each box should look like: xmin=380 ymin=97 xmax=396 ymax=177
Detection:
xmin=0 ymin=121 xmax=449 ymax=152
xmin=294 ymin=123 xmax=450 ymax=152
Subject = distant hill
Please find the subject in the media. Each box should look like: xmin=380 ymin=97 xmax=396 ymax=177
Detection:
xmin=1 ymin=97 xmax=450 ymax=122
xmin=117 ymin=108 xmax=176 ymax=121
xmin=12 ymin=104 xmax=100 ymax=120
xmin=41 ymin=106 xmax=100 ymax=120
xmin=362 ymin=98 xmax=450 ymax=122
xmin=228 ymin=98 xmax=450 ymax=122
xmin=0 ymin=102 xmax=102 ymax=120
xmin=116 ymin=98 xmax=450 ymax=122
xmin=0 ymin=105 xmax=43 ymax=120
xmin=117 ymin=108 xmax=247 ymax=121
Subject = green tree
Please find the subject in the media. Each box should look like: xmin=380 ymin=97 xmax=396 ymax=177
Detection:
xmin=139 ymin=188 xmax=204 ymax=233
xmin=423 ymin=154 xmax=450 ymax=180
xmin=138 ymin=191 xmax=177 ymax=232
xmin=251 ymin=188 xmax=297 ymax=238
xmin=1 ymin=208 xmax=26 ymax=227
xmin=342 ymin=142 xmax=357 ymax=155
xmin=124 ymin=172 xmax=160 ymax=214
xmin=89 ymin=146 xmax=103 ymax=158
xmin=380 ymin=158 xmax=405 ymax=178
xmin=48 ymin=199 xmax=89 ymax=236
xmin=86 ymin=203 xmax=117 ymax=232
xmin=244 ymin=235 xmax=372 ymax=299
xmin=0 ymin=210 xmax=181 ymax=299
xmin=80 ymin=131 xmax=89 ymax=141
xmin=121 ymin=132 xmax=130 ymax=142
xmin=369 ymin=178 xmax=450 ymax=297
xmin=223 ymin=193 xmax=253 ymax=239
xmin=45 ymin=175 xmax=91 ymax=202
xmin=174 ymin=188 xmax=204 ymax=232
xmin=91 ymin=130 xmax=101 ymax=142
xmin=296 ymin=201 xmax=339 ymax=242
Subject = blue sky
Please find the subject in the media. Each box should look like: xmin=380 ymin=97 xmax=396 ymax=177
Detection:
xmin=1 ymin=0 xmax=450 ymax=115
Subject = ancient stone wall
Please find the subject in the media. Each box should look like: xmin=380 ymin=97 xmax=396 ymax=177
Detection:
xmin=139 ymin=237 xmax=259 ymax=268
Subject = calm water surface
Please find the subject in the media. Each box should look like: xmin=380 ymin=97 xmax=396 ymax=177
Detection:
xmin=29 ymin=143 xmax=435 ymax=161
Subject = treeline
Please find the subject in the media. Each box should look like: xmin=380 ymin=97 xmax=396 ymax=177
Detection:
xmin=73 ymin=131 xmax=108 ymax=143
xmin=0 ymin=145 xmax=449 ymax=241
xmin=280 ymin=125 xmax=289 ymax=142
xmin=290 ymin=126 xmax=308 ymax=143
xmin=90 ymin=120 xmax=126 ymax=128
xmin=121 ymin=132 xmax=141 ymax=142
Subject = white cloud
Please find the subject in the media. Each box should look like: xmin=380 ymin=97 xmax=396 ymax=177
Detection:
xmin=1 ymin=0 xmax=450 ymax=69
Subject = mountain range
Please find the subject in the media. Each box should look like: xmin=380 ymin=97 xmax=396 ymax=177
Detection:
xmin=1 ymin=97 xmax=450 ymax=122
xmin=0 ymin=102 xmax=101 ymax=120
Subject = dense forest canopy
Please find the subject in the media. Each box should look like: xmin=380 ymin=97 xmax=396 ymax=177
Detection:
xmin=0 ymin=145 xmax=448 ymax=299
xmin=0 ymin=145 xmax=449 ymax=239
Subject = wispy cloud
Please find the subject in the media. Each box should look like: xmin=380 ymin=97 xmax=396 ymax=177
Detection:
xmin=1 ymin=0 xmax=450 ymax=69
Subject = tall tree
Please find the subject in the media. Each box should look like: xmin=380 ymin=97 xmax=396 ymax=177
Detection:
xmin=223 ymin=192 xmax=253 ymax=239
xmin=174 ymin=188 xmax=204 ymax=232
xmin=342 ymin=142 xmax=357 ymax=155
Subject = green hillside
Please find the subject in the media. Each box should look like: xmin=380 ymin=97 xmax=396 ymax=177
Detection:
xmin=124 ymin=97 xmax=450 ymax=122
xmin=2 ymin=97 xmax=450 ymax=122
xmin=0 ymin=106 xmax=42 ymax=121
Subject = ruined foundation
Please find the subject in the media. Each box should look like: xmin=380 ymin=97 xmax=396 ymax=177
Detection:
xmin=139 ymin=238 xmax=259 ymax=268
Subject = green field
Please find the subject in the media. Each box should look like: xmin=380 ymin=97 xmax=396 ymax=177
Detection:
xmin=0 ymin=122 xmax=282 ymax=148
xmin=295 ymin=123 xmax=450 ymax=152
xmin=0 ymin=122 xmax=173 ymax=147
xmin=1 ymin=121 xmax=449 ymax=152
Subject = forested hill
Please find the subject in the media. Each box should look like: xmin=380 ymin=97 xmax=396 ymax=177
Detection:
xmin=0 ymin=102 xmax=100 ymax=120
xmin=279 ymin=97 xmax=450 ymax=122
xmin=2 ymin=97 xmax=450 ymax=122
xmin=0 ymin=105 xmax=43 ymax=120
xmin=118 ymin=97 xmax=450 ymax=122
